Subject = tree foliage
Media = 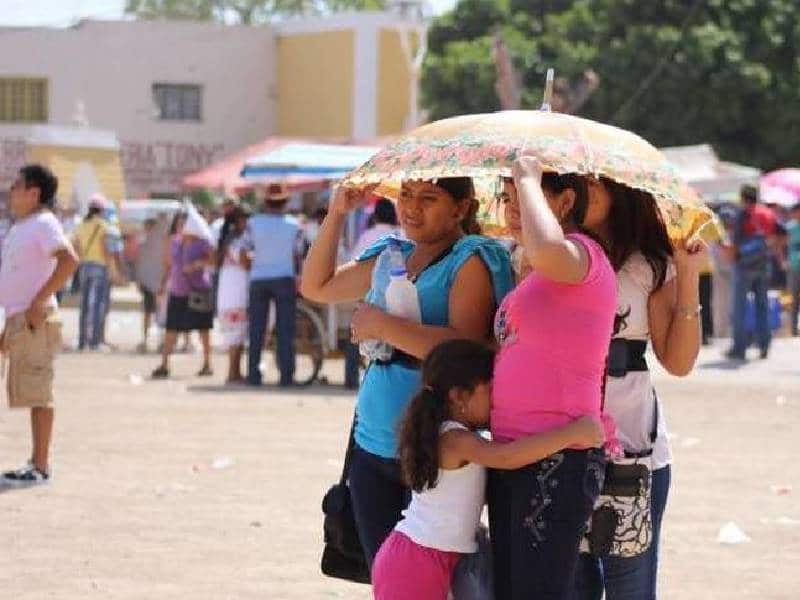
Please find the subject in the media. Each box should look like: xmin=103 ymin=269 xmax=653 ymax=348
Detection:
xmin=422 ymin=0 xmax=800 ymax=169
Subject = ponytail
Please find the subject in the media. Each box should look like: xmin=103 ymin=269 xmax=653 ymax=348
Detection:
xmin=399 ymin=386 xmax=450 ymax=493
xmin=461 ymin=198 xmax=482 ymax=235
xmin=435 ymin=177 xmax=482 ymax=235
xmin=397 ymin=339 xmax=495 ymax=493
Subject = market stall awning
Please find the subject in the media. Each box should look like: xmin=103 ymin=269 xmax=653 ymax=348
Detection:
xmin=241 ymin=143 xmax=381 ymax=179
xmin=661 ymin=144 xmax=761 ymax=201
xmin=182 ymin=137 xmax=334 ymax=193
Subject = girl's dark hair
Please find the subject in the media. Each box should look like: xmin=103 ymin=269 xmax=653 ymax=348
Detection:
xmin=600 ymin=177 xmax=673 ymax=290
xmin=85 ymin=206 xmax=103 ymax=220
xmin=373 ymin=198 xmax=398 ymax=226
xmin=540 ymin=172 xmax=590 ymax=227
xmin=170 ymin=211 xmax=186 ymax=235
xmin=217 ymin=205 xmax=250 ymax=267
xmin=539 ymin=172 xmax=613 ymax=260
xmin=398 ymin=339 xmax=495 ymax=493
xmin=436 ymin=177 xmax=482 ymax=235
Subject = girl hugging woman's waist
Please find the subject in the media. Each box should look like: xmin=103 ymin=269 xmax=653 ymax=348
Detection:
xmin=491 ymin=408 xmax=603 ymax=446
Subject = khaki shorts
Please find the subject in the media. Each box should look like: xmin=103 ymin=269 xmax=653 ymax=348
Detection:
xmin=1 ymin=312 xmax=62 ymax=409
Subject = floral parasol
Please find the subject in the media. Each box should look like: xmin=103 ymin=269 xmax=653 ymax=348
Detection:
xmin=343 ymin=110 xmax=715 ymax=241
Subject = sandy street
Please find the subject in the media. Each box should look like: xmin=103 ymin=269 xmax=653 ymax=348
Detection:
xmin=1 ymin=309 xmax=798 ymax=599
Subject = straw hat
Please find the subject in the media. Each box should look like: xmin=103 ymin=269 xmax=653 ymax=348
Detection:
xmin=265 ymin=182 xmax=290 ymax=203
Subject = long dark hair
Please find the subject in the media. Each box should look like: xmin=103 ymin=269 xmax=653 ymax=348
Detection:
xmin=600 ymin=177 xmax=673 ymax=290
xmin=169 ymin=211 xmax=186 ymax=235
xmin=398 ymin=339 xmax=495 ymax=493
xmin=539 ymin=172 xmax=612 ymax=258
xmin=372 ymin=198 xmax=398 ymax=226
xmin=436 ymin=177 xmax=482 ymax=235
xmin=540 ymin=172 xmax=589 ymax=227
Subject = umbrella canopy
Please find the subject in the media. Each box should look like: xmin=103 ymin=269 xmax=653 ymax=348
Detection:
xmin=343 ymin=110 xmax=713 ymax=240
xmin=760 ymin=168 xmax=800 ymax=207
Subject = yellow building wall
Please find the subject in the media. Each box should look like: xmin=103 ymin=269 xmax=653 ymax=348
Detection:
xmin=377 ymin=29 xmax=413 ymax=136
xmin=27 ymin=145 xmax=127 ymax=206
xmin=277 ymin=31 xmax=354 ymax=138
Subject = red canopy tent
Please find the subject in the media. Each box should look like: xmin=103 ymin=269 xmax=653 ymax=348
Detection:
xmin=181 ymin=137 xmax=333 ymax=194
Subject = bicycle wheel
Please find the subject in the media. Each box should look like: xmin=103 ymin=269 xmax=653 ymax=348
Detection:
xmin=272 ymin=302 xmax=326 ymax=386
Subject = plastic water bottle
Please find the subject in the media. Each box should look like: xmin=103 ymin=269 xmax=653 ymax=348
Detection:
xmin=385 ymin=252 xmax=421 ymax=326
xmin=359 ymin=242 xmax=403 ymax=362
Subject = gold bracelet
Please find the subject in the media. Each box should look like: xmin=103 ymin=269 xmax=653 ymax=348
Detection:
xmin=675 ymin=305 xmax=702 ymax=320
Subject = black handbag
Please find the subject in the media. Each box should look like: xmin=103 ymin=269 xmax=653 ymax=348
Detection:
xmin=183 ymin=243 xmax=214 ymax=313
xmin=583 ymin=394 xmax=658 ymax=559
xmin=320 ymin=418 xmax=370 ymax=584
xmin=188 ymin=287 xmax=214 ymax=313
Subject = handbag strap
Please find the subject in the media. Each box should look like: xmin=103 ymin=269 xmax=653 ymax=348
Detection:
xmin=84 ymin=223 xmax=103 ymax=258
xmin=339 ymin=414 xmax=357 ymax=486
xmin=602 ymin=359 xmax=661 ymax=459
xmin=648 ymin=390 xmax=659 ymax=446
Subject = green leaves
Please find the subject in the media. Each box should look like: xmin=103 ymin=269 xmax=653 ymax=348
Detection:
xmin=422 ymin=0 xmax=800 ymax=170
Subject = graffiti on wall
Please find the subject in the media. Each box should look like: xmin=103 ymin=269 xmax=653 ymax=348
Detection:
xmin=0 ymin=136 xmax=225 ymax=199
xmin=121 ymin=141 xmax=225 ymax=196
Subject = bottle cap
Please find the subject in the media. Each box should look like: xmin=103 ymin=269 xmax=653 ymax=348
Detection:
xmin=390 ymin=267 xmax=407 ymax=277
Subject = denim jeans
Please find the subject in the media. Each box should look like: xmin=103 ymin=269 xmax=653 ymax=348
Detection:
xmin=78 ymin=262 xmax=109 ymax=349
xmin=731 ymin=266 xmax=770 ymax=355
xmin=489 ymin=448 xmax=607 ymax=600
xmin=571 ymin=465 xmax=671 ymax=600
xmin=348 ymin=445 xmax=411 ymax=570
xmin=247 ymin=277 xmax=296 ymax=385
xmin=789 ymin=268 xmax=800 ymax=336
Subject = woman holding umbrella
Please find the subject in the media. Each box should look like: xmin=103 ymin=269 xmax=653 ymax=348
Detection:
xmin=301 ymin=179 xmax=514 ymax=568
xmin=490 ymin=155 xmax=617 ymax=599
xmin=570 ymin=178 xmax=706 ymax=600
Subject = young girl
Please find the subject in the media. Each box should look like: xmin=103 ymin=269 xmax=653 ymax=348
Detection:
xmin=371 ymin=339 xmax=605 ymax=600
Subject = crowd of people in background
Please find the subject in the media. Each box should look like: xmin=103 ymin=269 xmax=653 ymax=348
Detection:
xmin=702 ymin=184 xmax=800 ymax=360
xmin=36 ymin=176 xmax=800 ymax=386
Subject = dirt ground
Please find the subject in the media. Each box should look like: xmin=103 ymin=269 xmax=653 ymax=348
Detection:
xmin=1 ymin=309 xmax=798 ymax=599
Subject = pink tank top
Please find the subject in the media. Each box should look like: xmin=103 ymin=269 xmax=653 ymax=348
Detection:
xmin=491 ymin=233 xmax=617 ymax=444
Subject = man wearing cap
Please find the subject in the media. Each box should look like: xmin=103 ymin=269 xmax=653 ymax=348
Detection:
xmin=241 ymin=184 xmax=305 ymax=387
xmin=73 ymin=194 xmax=111 ymax=350
xmin=0 ymin=164 xmax=79 ymax=485
xmin=727 ymin=184 xmax=776 ymax=360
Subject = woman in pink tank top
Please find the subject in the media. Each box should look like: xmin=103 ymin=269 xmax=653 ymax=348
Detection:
xmin=488 ymin=155 xmax=617 ymax=600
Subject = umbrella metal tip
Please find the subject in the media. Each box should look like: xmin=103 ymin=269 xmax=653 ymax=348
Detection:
xmin=541 ymin=68 xmax=555 ymax=112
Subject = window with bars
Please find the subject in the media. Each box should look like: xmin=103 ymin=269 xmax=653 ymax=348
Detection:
xmin=152 ymin=83 xmax=202 ymax=121
xmin=0 ymin=78 xmax=48 ymax=123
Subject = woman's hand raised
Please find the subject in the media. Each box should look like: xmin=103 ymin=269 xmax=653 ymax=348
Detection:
xmin=330 ymin=184 xmax=376 ymax=217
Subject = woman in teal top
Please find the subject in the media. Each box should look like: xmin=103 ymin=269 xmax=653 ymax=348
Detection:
xmin=302 ymin=178 xmax=513 ymax=567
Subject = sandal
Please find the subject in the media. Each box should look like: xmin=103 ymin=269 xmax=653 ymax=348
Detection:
xmin=197 ymin=365 xmax=213 ymax=377
xmin=151 ymin=366 xmax=169 ymax=379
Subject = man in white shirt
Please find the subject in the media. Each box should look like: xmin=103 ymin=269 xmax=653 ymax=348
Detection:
xmin=0 ymin=165 xmax=79 ymax=486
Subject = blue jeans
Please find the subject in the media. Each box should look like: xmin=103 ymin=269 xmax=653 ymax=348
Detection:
xmin=731 ymin=266 xmax=770 ymax=355
xmin=247 ymin=277 xmax=296 ymax=385
xmin=571 ymin=465 xmax=672 ymax=600
xmin=348 ymin=445 xmax=410 ymax=569
xmin=78 ymin=262 xmax=109 ymax=349
xmin=489 ymin=448 xmax=607 ymax=600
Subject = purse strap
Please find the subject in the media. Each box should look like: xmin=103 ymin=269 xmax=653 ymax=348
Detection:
xmin=601 ymin=359 xmax=660 ymax=458
xmin=339 ymin=414 xmax=357 ymax=486
xmin=84 ymin=223 xmax=103 ymax=258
